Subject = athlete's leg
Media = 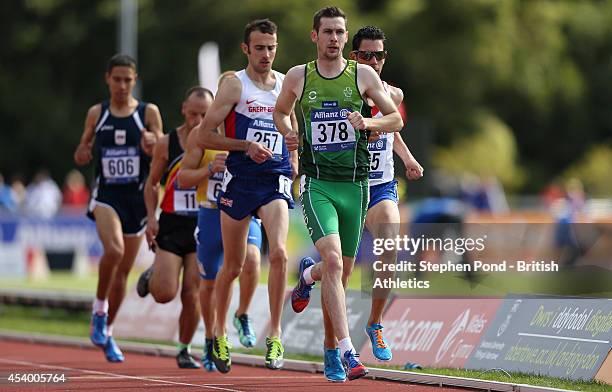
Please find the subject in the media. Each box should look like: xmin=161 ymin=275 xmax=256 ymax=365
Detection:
xmin=92 ymin=205 xmax=125 ymax=302
xmin=214 ymin=212 xmax=250 ymax=336
xmin=316 ymin=234 xmax=350 ymax=342
xmin=178 ymin=253 xmax=201 ymax=346
xmin=107 ymin=234 xmax=143 ymax=326
xmin=148 ymin=249 xmax=182 ymax=303
xmin=364 ymin=200 xmax=400 ymax=325
xmin=200 ymin=279 xmax=215 ymax=338
xmin=322 ymin=255 xmax=352 ymax=348
xmin=257 ymin=199 xmax=289 ymax=338
xmin=236 ymin=243 xmax=260 ymax=315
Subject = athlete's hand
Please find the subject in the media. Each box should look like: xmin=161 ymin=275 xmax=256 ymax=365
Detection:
xmin=404 ymin=157 xmax=424 ymax=180
xmin=145 ymin=219 xmax=159 ymax=252
xmin=348 ymin=111 xmax=367 ymax=130
xmin=74 ymin=142 xmax=93 ymax=165
xmin=210 ymin=153 xmax=228 ymax=174
xmin=141 ymin=128 xmax=157 ymax=156
xmin=285 ymin=131 xmax=299 ymax=151
xmin=246 ymin=142 xmax=273 ymax=163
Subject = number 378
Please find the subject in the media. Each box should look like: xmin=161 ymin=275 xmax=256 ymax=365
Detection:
xmin=316 ymin=122 xmax=349 ymax=143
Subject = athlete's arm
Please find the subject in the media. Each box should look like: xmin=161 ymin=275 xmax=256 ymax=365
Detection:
xmin=274 ymin=65 xmax=305 ymax=151
xmin=177 ymin=130 xmax=214 ymax=188
xmin=74 ymin=104 xmax=100 ymax=166
xmin=386 ymin=85 xmax=423 ymax=180
xmin=195 ymin=76 xmax=272 ymax=163
xmin=393 ymin=133 xmax=423 ymax=180
xmin=352 ymin=64 xmax=403 ymax=133
xmin=289 ymin=110 xmax=299 ymax=179
xmin=143 ymin=135 xmax=169 ymax=248
xmin=142 ymin=103 xmax=163 ymax=157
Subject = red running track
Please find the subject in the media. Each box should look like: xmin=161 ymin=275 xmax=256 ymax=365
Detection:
xmin=0 ymin=340 xmax=467 ymax=391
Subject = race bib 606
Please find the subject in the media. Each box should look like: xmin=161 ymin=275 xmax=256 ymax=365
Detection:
xmin=101 ymin=147 xmax=140 ymax=184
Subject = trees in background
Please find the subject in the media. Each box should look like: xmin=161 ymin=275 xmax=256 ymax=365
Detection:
xmin=1 ymin=0 xmax=610 ymax=195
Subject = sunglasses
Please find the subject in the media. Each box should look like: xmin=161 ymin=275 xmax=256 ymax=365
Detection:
xmin=353 ymin=50 xmax=387 ymax=61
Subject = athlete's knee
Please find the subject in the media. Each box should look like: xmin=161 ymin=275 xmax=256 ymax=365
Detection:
xmin=223 ymin=262 xmax=243 ymax=281
xmin=268 ymin=247 xmax=287 ymax=267
xmin=152 ymin=287 xmax=176 ymax=303
xmin=180 ymin=284 xmax=199 ymax=307
xmin=103 ymin=241 xmax=124 ymax=262
xmin=322 ymin=252 xmax=343 ymax=277
xmin=243 ymin=246 xmax=261 ymax=270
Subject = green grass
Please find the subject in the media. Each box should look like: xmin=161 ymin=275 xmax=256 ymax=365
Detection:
xmin=0 ymin=304 xmax=608 ymax=391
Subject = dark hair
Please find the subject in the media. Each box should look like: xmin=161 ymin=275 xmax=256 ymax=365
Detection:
xmin=244 ymin=19 xmax=278 ymax=45
xmin=106 ymin=54 xmax=137 ymax=73
xmin=313 ymin=6 xmax=346 ymax=32
xmin=184 ymin=86 xmax=214 ymax=100
xmin=352 ymin=25 xmax=386 ymax=51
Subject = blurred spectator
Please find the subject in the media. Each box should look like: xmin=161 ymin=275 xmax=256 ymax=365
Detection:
xmin=22 ymin=169 xmax=62 ymax=219
xmin=62 ymin=169 xmax=90 ymax=207
xmin=10 ymin=177 xmax=26 ymax=209
xmin=541 ymin=179 xmax=564 ymax=207
xmin=462 ymin=174 xmax=509 ymax=214
xmin=553 ymin=178 xmax=586 ymax=266
xmin=0 ymin=173 xmax=18 ymax=212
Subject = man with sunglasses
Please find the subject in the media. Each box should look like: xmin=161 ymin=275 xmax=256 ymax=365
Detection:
xmin=349 ymin=25 xmax=423 ymax=362
xmin=274 ymin=7 xmax=403 ymax=382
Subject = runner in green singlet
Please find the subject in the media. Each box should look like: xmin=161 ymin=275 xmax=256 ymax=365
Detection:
xmin=273 ymin=6 xmax=403 ymax=382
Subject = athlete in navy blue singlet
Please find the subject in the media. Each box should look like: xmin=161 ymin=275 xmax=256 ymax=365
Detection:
xmin=74 ymin=54 xmax=163 ymax=363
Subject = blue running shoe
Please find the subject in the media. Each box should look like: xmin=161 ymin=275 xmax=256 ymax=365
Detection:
xmin=324 ymin=348 xmax=346 ymax=382
xmin=201 ymin=338 xmax=216 ymax=372
xmin=366 ymin=323 xmax=392 ymax=361
xmin=342 ymin=350 xmax=368 ymax=381
xmin=291 ymin=257 xmax=315 ymax=313
xmin=233 ymin=313 xmax=256 ymax=348
xmin=90 ymin=312 xmax=108 ymax=347
xmin=104 ymin=336 xmax=124 ymax=363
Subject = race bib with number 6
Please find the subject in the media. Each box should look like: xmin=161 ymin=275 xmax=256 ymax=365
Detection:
xmin=207 ymin=171 xmax=224 ymax=204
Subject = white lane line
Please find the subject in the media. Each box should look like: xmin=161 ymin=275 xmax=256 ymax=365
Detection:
xmin=0 ymin=358 xmax=243 ymax=391
xmin=518 ymin=332 xmax=609 ymax=344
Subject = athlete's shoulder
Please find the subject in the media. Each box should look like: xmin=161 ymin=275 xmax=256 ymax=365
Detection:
xmin=388 ymin=84 xmax=404 ymax=106
xmin=144 ymin=102 xmax=161 ymax=115
xmin=356 ymin=62 xmax=378 ymax=77
xmin=285 ymin=65 xmax=306 ymax=81
xmin=86 ymin=103 xmax=102 ymax=118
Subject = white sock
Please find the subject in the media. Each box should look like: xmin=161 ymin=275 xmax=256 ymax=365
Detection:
xmin=303 ymin=265 xmax=315 ymax=285
xmin=338 ymin=337 xmax=355 ymax=357
xmin=92 ymin=299 xmax=108 ymax=315
xmin=107 ymin=324 xmax=114 ymax=336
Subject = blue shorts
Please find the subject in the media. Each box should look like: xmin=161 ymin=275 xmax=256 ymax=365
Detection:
xmin=368 ymin=179 xmax=398 ymax=210
xmin=218 ymin=174 xmax=294 ymax=220
xmin=87 ymin=187 xmax=147 ymax=235
xmin=195 ymin=207 xmax=262 ymax=280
